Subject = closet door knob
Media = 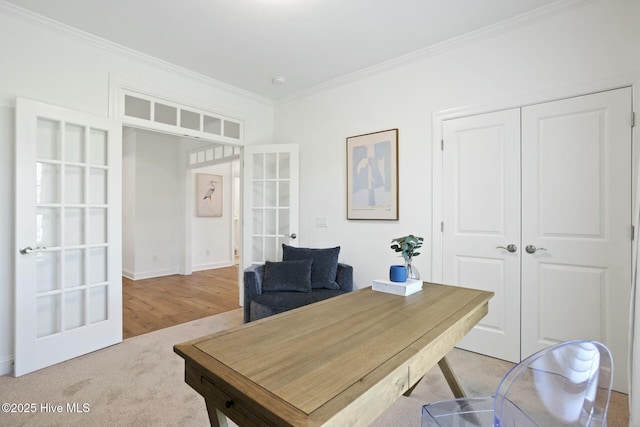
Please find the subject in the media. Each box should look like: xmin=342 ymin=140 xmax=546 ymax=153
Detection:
xmin=496 ymin=244 xmax=517 ymax=253
xmin=525 ymin=245 xmax=547 ymax=254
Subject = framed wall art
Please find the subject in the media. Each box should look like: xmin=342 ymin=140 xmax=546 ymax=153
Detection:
xmin=196 ymin=173 xmax=223 ymax=217
xmin=346 ymin=128 xmax=398 ymax=220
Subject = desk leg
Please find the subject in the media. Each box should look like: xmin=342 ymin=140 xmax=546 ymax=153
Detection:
xmin=438 ymin=356 xmax=466 ymax=398
xmin=403 ymin=356 xmax=467 ymax=398
xmin=205 ymin=400 xmax=228 ymax=427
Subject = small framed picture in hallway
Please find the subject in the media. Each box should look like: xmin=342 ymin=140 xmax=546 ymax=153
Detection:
xmin=197 ymin=173 xmax=223 ymax=217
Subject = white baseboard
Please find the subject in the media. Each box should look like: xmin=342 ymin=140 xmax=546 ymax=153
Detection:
xmin=192 ymin=261 xmax=234 ymax=272
xmin=0 ymin=354 xmax=14 ymax=376
xmin=122 ymin=262 xmax=233 ymax=280
xmin=121 ymin=268 xmax=180 ymax=281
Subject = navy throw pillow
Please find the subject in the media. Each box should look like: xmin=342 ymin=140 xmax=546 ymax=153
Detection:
xmin=262 ymin=259 xmax=313 ymax=293
xmin=282 ymin=244 xmax=341 ymax=290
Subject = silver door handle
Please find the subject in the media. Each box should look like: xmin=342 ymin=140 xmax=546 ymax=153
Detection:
xmin=496 ymin=244 xmax=517 ymax=253
xmin=525 ymin=245 xmax=547 ymax=254
xmin=19 ymin=245 xmax=47 ymax=255
xmin=285 ymin=233 xmax=297 ymax=240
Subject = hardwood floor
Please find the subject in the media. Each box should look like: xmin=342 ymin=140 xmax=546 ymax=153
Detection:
xmin=123 ymin=266 xmax=240 ymax=339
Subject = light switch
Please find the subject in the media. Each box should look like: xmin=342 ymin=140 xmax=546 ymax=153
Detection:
xmin=316 ymin=216 xmax=328 ymax=228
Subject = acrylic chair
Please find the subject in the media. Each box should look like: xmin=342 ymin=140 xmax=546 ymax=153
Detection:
xmin=421 ymin=340 xmax=613 ymax=427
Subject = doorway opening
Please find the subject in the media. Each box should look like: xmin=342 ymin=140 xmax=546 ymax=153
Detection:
xmin=121 ymin=126 xmax=241 ymax=337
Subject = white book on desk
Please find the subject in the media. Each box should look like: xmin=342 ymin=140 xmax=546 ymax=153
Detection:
xmin=372 ymin=278 xmax=423 ymax=296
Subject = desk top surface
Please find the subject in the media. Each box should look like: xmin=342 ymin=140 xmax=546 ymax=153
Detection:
xmin=174 ymin=282 xmax=493 ymax=425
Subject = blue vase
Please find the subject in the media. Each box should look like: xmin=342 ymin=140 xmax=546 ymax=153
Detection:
xmin=389 ymin=265 xmax=407 ymax=282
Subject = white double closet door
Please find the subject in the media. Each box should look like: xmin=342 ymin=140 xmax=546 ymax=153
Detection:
xmin=442 ymin=87 xmax=633 ymax=391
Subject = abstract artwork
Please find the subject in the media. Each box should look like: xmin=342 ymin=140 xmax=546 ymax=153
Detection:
xmin=346 ymin=129 xmax=398 ymax=220
xmin=196 ymin=173 xmax=223 ymax=217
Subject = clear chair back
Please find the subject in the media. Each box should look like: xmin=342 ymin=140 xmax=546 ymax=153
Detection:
xmin=422 ymin=340 xmax=613 ymax=427
xmin=494 ymin=340 xmax=613 ymax=427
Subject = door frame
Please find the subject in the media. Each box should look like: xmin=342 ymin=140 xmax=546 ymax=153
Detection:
xmin=432 ymin=76 xmax=640 ymax=282
xmin=109 ymin=76 xmax=245 ymax=295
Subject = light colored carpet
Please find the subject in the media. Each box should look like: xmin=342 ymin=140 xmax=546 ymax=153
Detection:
xmin=0 ymin=309 xmax=630 ymax=427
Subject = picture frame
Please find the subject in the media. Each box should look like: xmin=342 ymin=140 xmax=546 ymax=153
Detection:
xmin=346 ymin=128 xmax=399 ymax=220
xmin=196 ymin=173 xmax=223 ymax=217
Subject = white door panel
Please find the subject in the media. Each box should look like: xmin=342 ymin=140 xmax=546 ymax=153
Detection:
xmin=15 ymin=98 xmax=122 ymax=376
xmin=521 ymin=88 xmax=632 ymax=391
xmin=241 ymin=144 xmax=299 ymax=304
xmin=442 ymin=108 xmax=521 ymax=362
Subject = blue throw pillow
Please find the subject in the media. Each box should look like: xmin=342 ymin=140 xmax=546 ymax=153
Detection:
xmin=262 ymin=259 xmax=313 ymax=293
xmin=282 ymin=244 xmax=341 ymax=290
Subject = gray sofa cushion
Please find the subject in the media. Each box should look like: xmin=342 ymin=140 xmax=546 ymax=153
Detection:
xmin=263 ymin=259 xmax=313 ymax=293
xmin=250 ymin=289 xmax=347 ymax=321
xmin=282 ymin=244 xmax=341 ymax=290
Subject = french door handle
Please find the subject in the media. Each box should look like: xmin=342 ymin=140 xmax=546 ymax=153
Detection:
xmin=19 ymin=245 xmax=47 ymax=255
xmin=496 ymin=244 xmax=517 ymax=253
xmin=525 ymin=245 xmax=547 ymax=254
xmin=284 ymin=233 xmax=297 ymax=240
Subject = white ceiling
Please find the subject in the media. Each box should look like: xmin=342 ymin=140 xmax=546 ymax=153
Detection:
xmin=6 ymin=0 xmax=563 ymax=100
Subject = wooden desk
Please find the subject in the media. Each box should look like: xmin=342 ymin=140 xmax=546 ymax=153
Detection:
xmin=174 ymin=283 xmax=493 ymax=427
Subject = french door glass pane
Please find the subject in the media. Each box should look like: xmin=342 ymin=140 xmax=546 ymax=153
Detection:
xmin=36 ymin=162 xmax=60 ymax=204
xmin=90 ymin=129 xmax=108 ymax=166
xmin=265 ymin=237 xmax=277 ymax=260
xmin=36 ymin=207 xmax=60 ymax=247
xmin=36 ymin=251 xmax=60 ymax=293
xmin=89 ymin=168 xmax=107 ymax=205
xmin=64 ymin=208 xmax=85 ymax=246
xmin=265 ymin=182 xmax=277 ymax=207
xmin=252 ymin=237 xmax=264 ymax=262
xmin=89 ymin=285 xmax=108 ymax=323
xmin=279 ymin=210 xmax=290 ymax=235
xmin=253 ymin=182 xmax=264 ymax=207
xmin=89 ymin=247 xmax=107 ymax=284
xmin=279 ymin=153 xmax=290 ymax=179
xmin=265 ymin=154 xmax=277 ymax=179
xmin=253 ymin=154 xmax=264 ymax=179
xmin=64 ymin=166 xmax=84 ymax=204
xmin=37 ymin=295 xmax=60 ymax=338
xmin=89 ymin=208 xmax=107 ymax=244
xmin=65 ymin=124 xmax=85 ymax=163
xmin=279 ymin=182 xmax=290 ymax=207
xmin=265 ymin=210 xmax=276 ymax=235
xmin=37 ymin=118 xmax=61 ymax=160
xmin=64 ymin=249 xmax=84 ymax=288
xmin=252 ymin=209 xmax=263 ymax=234
xmin=64 ymin=290 xmax=85 ymax=330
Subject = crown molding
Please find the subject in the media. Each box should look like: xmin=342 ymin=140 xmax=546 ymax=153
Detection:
xmin=0 ymin=0 xmax=273 ymax=107
xmin=276 ymin=0 xmax=598 ymax=106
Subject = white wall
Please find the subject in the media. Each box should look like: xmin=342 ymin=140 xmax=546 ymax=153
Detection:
xmin=123 ymin=129 xmax=182 ymax=278
xmin=0 ymin=5 xmax=273 ymax=374
xmin=274 ymin=0 xmax=640 ymax=289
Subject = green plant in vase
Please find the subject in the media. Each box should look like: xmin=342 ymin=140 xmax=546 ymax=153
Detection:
xmin=390 ymin=234 xmax=424 ymax=280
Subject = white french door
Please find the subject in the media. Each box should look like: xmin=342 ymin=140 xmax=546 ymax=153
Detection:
xmin=241 ymin=144 xmax=299 ymax=302
xmin=442 ymin=87 xmax=632 ymax=391
xmin=15 ymin=98 xmax=122 ymax=376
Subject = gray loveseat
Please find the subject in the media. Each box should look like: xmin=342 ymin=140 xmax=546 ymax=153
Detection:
xmin=243 ymin=245 xmax=353 ymax=323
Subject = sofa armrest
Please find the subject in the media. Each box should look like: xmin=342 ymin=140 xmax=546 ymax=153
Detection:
xmin=243 ymin=264 xmax=265 ymax=323
xmin=336 ymin=263 xmax=353 ymax=292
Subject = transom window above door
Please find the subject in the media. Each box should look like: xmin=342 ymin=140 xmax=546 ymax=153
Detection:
xmin=119 ymin=90 xmax=243 ymax=144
